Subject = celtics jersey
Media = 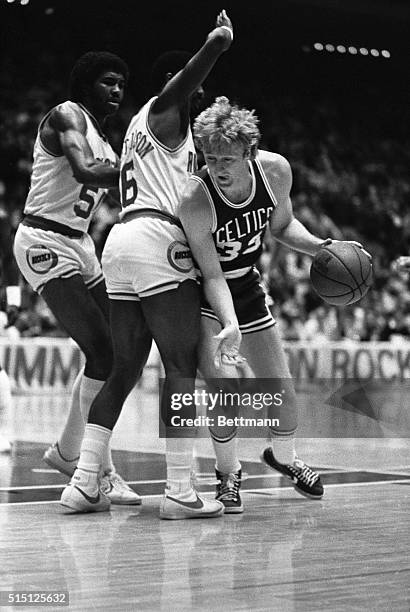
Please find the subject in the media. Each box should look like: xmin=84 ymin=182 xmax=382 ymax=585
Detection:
xmin=24 ymin=101 xmax=117 ymax=233
xmin=119 ymin=97 xmax=197 ymax=218
xmin=190 ymin=156 xmax=277 ymax=274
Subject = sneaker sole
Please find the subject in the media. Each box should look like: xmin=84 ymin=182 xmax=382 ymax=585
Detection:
xmin=222 ymin=506 xmax=244 ymax=514
xmin=60 ymin=501 xmax=110 ymax=514
xmin=260 ymin=453 xmax=324 ymax=500
xmin=107 ymin=496 xmax=142 ymax=506
xmin=160 ymin=505 xmax=224 ymax=520
xmin=294 ymin=485 xmax=323 ymax=500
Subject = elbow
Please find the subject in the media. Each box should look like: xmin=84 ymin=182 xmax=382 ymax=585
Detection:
xmin=72 ymin=168 xmax=89 ymax=184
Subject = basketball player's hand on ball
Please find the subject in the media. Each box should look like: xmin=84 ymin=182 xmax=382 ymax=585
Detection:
xmin=210 ymin=9 xmax=233 ymax=50
xmin=321 ymin=238 xmax=372 ymax=260
xmin=392 ymin=256 xmax=410 ymax=271
xmin=213 ymin=323 xmax=244 ymax=369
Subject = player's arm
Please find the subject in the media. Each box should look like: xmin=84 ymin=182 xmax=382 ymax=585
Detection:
xmin=179 ymin=179 xmax=242 ymax=366
xmin=264 ymin=153 xmax=371 ymax=259
xmin=49 ymin=104 xmax=119 ymax=188
xmin=265 ymin=153 xmax=326 ymax=256
xmin=151 ymin=10 xmax=233 ymax=115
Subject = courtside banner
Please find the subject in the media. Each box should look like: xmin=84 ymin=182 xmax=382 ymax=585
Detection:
xmin=0 ymin=338 xmax=160 ymax=393
xmin=283 ymin=341 xmax=410 ymax=381
xmin=1 ymin=339 xmax=409 ymax=394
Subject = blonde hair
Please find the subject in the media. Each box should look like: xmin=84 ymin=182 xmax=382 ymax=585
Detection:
xmin=193 ymin=96 xmax=260 ymax=158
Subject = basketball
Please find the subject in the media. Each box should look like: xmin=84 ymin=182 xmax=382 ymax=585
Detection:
xmin=310 ymin=242 xmax=373 ymax=306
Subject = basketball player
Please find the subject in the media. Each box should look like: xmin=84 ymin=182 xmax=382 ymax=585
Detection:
xmin=180 ymin=96 xmax=368 ymax=512
xmin=61 ymin=11 xmax=240 ymax=518
xmin=13 ymin=52 xmax=140 ymax=504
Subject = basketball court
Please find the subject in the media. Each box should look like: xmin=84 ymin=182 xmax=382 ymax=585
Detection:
xmin=1 ymin=381 xmax=409 ymax=611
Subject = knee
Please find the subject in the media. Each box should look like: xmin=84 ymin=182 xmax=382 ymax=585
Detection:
xmin=163 ymin=350 xmax=198 ymax=379
xmin=81 ymin=332 xmax=113 ymax=379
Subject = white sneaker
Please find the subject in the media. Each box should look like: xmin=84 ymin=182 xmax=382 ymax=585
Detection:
xmin=43 ymin=442 xmax=78 ymax=476
xmin=160 ymin=488 xmax=224 ymax=520
xmin=60 ymin=478 xmax=110 ymax=514
xmin=0 ymin=434 xmax=11 ymax=453
xmin=100 ymin=471 xmax=142 ymax=505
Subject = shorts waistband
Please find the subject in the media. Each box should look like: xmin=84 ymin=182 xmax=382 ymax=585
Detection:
xmin=120 ymin=208 xmax=183 ymax=229
xmin=223 ymin=266 xmax=253 ymax=279
xmin=22 ymin=214 xmax=84 ymax=238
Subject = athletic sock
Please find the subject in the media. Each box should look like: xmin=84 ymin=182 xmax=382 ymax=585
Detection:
xmin=79 ymin=376 xmax=117 ymax=474
xmin=212 ymin=436 xmax=241 ymax=474
xmin=165 ymin=438 xmax=195 ymax=494
xmin=75 ymin=424 xmax=112 ymax=491
xmin=271 ymin=435 xmax=297 ymax=465
xmin=57 ymin=368 xmax=84 ymax=461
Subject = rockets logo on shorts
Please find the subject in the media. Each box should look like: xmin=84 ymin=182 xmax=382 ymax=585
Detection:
xmin=167 ymin=240 xmax=194 ymax=273
xmin=26 ymin=244 xmax=58 ymax=274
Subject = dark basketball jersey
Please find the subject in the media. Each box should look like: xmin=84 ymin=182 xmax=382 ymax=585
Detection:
xmin=191 ymin=156 xmax=277 ymax=274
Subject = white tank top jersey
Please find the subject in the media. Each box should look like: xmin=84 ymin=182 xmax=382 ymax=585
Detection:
xmin=24 ymin=101 xmax=117 ymax=233
xmin=119 ymin=97 xmax=197 ymax=218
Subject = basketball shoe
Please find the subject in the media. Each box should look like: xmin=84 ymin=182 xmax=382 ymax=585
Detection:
xmin=43 ymin=442 xmax=78 ymax=476
xmin=261 ymin=447 xmax=324 ymax=499
xmin=100 ymin=471 xmax=142 ymax=505
xmin=60 ymin=471 xmax=110 ymax=513
xmin=215 ymin=468 xmax=243 ymax=513
xmin=160 ymin=488 xmax=224 ymax=520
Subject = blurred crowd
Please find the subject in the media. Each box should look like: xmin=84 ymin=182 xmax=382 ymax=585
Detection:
xmin=1 ymin=56 xmax=409 ymax=343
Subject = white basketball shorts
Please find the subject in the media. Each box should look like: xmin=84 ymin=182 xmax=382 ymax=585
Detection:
xmin=102 ymin=212 xmax=197 ymax=300
xmin=13 ymin=224 xmax=103 ymax=294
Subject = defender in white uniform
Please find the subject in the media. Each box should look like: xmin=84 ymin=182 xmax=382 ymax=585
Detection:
xmin=14 ymin=52 xmax=141 ymax=507
xmin=63 ymin=11 xmax=242 ymax=519
xmin=103 ymin=95 xmax=198 ymax=298
xmin=15 ymin=100 xmax=116 ymax=293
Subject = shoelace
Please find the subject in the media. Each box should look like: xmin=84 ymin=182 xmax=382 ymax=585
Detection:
xmin=289 ymin=462 xmax=319 ymax=486
xmin=217 ymin=473 xmax=241 ymax=501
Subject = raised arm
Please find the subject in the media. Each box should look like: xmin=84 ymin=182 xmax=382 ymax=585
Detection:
xmin=149 ymin=10 xmax=233 ymax=141
xmin=48 ymin=103 xmax=119 ymax=188
xmin=179 ymin=178 xmax=242 ymax=366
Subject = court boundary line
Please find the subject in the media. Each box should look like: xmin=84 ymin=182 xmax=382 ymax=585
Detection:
xmin=1 ymin=477 xmax=410 ymax=507
xmin=0 ymin=467 xmax=387 ymax=492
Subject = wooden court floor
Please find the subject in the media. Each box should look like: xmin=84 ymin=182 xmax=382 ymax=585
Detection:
xmin=0 ymin=393 xmax=409 ymax=611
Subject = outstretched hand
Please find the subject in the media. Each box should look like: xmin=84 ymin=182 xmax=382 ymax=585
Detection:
xmin=321 ymin=238 xmax=372 ymax=261
xmin=214 ymin=9 xmax=233 ymax=49
xmin=213 ymin=322 xmax=244 ymax=369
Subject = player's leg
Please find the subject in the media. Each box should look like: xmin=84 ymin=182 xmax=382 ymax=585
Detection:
xmin=242 ymin=325 xmax=323 ymax=499
xmin=61 ymin=299 xmax=152 ymax=513
xmin=42 ymin=275 xmax=112 ymax=380
xmin=199 ymin=315 xmax=243 ymax=513
xmin=41 ymin=276 xmax=113 ymax=474
xmin=140 ymin=281 xmax=223 ymax=519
